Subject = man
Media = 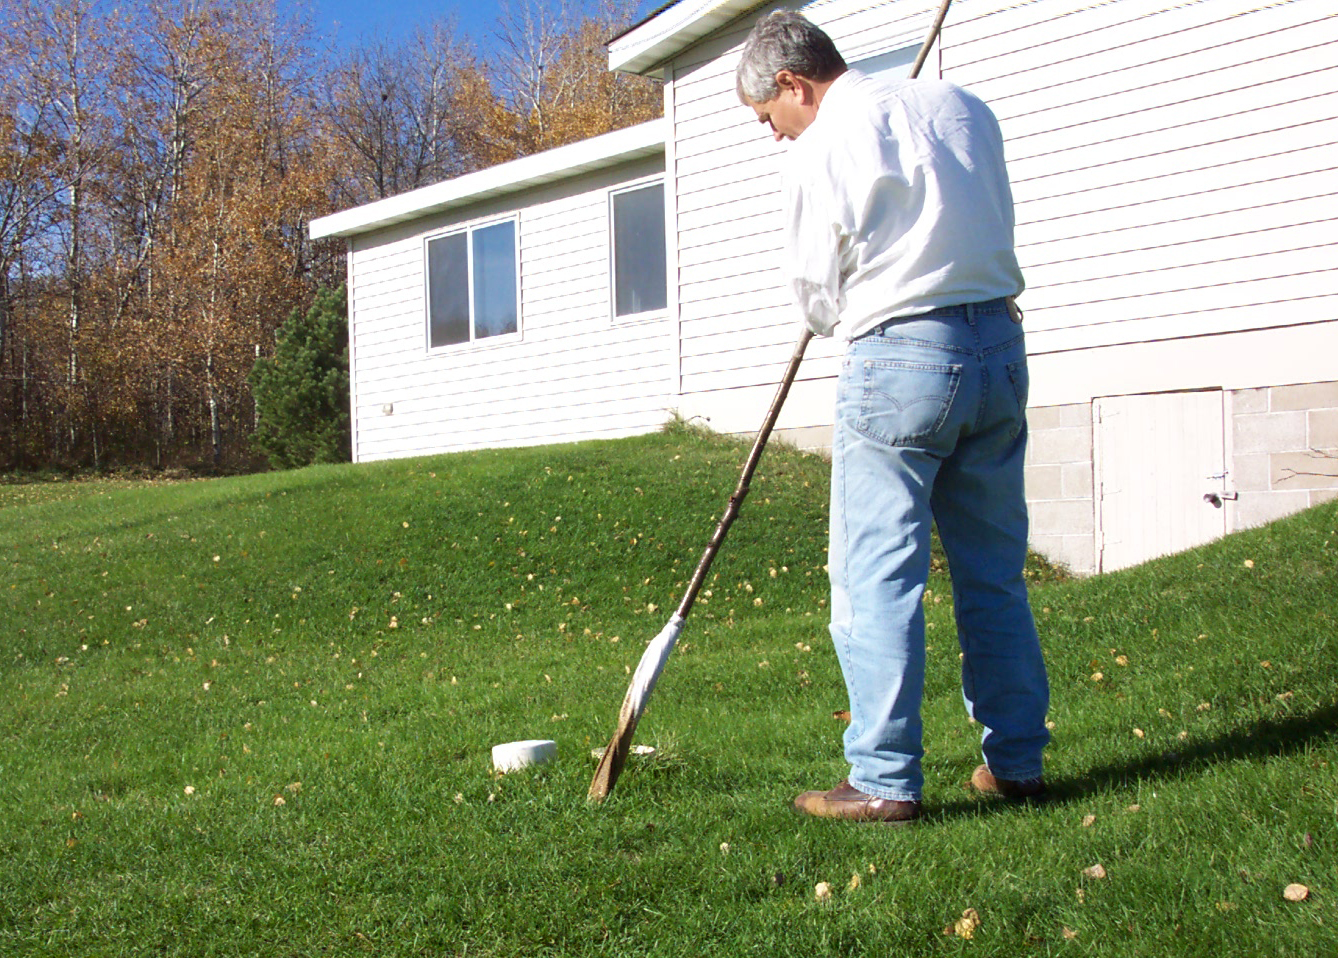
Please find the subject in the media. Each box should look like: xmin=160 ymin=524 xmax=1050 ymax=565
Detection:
xmin=736 ymin=11 xmax=1050 ymax=823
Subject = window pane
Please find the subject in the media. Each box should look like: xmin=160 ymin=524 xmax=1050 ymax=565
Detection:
xmin=852 ymin=45 xmax=917 ymax=81
xmin=613 ymin=184 xmax=667 ymax=317
xmin=427 ymin=233 xmax=469 ymax=348
xmin=472 ymin=221 xmax=518 ymax=340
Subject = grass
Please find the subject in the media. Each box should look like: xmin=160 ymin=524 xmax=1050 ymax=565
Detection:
xmin=1 ymin=425 xmax=1334 ymax=956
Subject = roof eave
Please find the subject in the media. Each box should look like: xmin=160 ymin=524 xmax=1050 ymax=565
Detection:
xmin=309 ymin=119 xmax=666 ymax=241
xmin=607 ymin=0 xmax=768 ymax=76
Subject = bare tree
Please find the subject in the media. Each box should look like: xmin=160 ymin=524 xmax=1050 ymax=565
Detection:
xmin=0 ymin=98 xmax=62 ymax=466
xmin=0 ymin=89 xmax=60 ymax=391
xmin=492 ymin=0 xmax=572 ymax=148
xmin=3 ymin=0 xmax=126 ymax=462
xmin=321 ymin=18 xmax=489 ymax=205
xmin=491 ymin=0 xmax=661 ymax=156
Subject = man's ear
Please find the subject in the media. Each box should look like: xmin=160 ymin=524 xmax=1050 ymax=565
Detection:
xmin=774 ymin=69 xmax=808 ymax=100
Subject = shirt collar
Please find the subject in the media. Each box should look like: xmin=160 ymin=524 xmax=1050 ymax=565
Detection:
xmin=804 ymin=69 xmax=863 ymax=138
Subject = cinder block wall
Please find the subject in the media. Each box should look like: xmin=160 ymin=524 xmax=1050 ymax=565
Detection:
xmin=1024 ymin=404 xmax=1096 ymax=575
xmin=1231 ymin=381 xmax=1338 ymax=528
xmin=1024 ymin=380 xmax=1338 ymax=577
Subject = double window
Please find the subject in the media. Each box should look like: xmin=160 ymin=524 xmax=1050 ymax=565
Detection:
xmin=610 ymin=181 xmax=667 ymax=320
xmin=426 ymin=218 xmax=519 ymax=349
xmin=423 ymin=180 xmax=667 ymax=350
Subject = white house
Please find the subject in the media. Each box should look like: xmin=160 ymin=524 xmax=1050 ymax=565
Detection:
xmin=310 ymin=121 xmax=675 ymax=460
xmin=310 ymin=0 xmax=1338 ymax=575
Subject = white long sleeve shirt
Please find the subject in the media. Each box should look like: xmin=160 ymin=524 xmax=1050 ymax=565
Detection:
xmin=784 ymin=70 xmax=1024 ymax=340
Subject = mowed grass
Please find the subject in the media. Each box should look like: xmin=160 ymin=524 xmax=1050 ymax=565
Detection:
xmin=2 ymin=425 xmax=1335 ymax=957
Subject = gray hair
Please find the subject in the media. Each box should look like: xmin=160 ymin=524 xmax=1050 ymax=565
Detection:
xmin=735 ymin=11 xmax=847 ymax=104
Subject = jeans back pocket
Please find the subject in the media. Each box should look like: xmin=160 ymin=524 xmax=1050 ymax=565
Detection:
xmin=853 ymin=359 xmax=962 ymax=447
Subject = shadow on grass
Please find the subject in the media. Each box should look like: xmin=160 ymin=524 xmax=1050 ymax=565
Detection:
xmin=930 ymin=701 xmax=1338 ymax=821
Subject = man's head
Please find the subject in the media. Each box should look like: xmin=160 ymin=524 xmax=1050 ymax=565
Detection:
xmin=736 ymin=11 xmax=847 ymax=141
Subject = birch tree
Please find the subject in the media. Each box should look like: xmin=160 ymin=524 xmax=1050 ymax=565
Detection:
xmin=321 ymin=19 xmax=495 ymax=206
xmin=491 ymin=0 xmax=662 ymax=156
xmin=1 ymin=0 xmax=123 ymax=462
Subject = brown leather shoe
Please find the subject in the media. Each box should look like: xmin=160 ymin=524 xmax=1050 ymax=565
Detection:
xmin=970 ymin=764 xmax=1047 ymax=800
xmin=793 ymin=779 xmax=921 ymax=824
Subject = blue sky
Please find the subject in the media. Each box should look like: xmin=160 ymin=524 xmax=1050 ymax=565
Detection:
xmin=289 ymin=0 xmax=664 ymax=52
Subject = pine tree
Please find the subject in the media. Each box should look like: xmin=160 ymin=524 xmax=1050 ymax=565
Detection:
xmin=248 ymin=285 xmax=349 ymax=469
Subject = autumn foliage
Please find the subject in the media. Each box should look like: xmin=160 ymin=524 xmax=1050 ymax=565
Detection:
xmin=0 ymin=0 xmax=661 ymax=472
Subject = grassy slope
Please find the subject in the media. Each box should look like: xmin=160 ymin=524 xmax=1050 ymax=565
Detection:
xmin=1 ymin=428 xmax=1334 ymax=957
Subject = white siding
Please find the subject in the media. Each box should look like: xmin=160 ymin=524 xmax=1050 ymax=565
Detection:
xmin=662 ymin=0 xmax=1337 ymax=434
xmin=343 ymin=0 xmax=1338 ymax=486
xmin=943 ymin=0 xmax=1338 ymax=361
xmin=346 ymin=156 xmax=673 ymax=461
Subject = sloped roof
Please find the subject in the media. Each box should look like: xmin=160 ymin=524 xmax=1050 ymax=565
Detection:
xmin=310 ymin=119 xmax=665 ymax=240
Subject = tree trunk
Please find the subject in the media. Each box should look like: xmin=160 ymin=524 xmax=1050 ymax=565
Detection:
xmin=210 ymin=394 xmax=221 ymax=466
xmin=206 ymin=353 xmax=221 ymax=467
xmin=165 ymin=366 xmax=174 ymax=442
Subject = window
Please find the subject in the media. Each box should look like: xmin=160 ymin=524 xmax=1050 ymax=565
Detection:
xmin=610 ymin=181 xmax=667 ymax=319
xmin=426 ymin=218 xmax=519 ymax=349
xmin=853 ymin=44 xmax=919 ymax=82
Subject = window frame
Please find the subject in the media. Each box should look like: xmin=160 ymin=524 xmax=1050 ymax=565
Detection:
xmin=851 ymin=43 xmax=920 ymax=81
xmin=423 ymin=214 xmax=522 ymax=353
xmin=608 ymin=176 xmax=668 ymax=324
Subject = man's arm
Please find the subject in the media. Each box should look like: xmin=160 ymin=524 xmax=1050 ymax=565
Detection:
xmin=783 ymin=167 xmax=847 ymax=337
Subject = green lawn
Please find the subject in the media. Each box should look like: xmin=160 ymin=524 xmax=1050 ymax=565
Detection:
xmin=2 ymin=426 xmax=1334 ymax=956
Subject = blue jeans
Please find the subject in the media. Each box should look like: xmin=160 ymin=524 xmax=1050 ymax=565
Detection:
xmin=829 ymin=298 xmax=1050 ymax=802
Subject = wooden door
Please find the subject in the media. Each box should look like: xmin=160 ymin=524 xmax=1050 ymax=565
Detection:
xmin=1094 ymin=391 xmax=1229 ymax=572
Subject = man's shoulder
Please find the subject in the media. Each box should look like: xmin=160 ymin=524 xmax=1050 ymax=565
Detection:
xmin=830 ymin=69 xmax=892 ymax=106
xmin=813 ymin=71 xmax=892 ymax=132
xmin=851 ymin=71 xmax=974 ymax=105
xmin=845 ymin=72 xmax=999 ymax=134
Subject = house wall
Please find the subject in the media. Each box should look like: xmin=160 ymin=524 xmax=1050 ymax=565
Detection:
xmin=1028 ymin=380 xmax=1338 ymax=575
xmin=958 ymin=0 xmax=1338 ymax=572
xmin=664 ymin=4 xmax=833 ymax=438
xmin=945 ymin=0 xmax=1338 ymax=357
xmin=654 ymin=0 xmax=1337 ymax=572
xmin=346 ymin=156 xmax=674 ymax=462
xmin=336 ymin=0 xmax=1335 ymax=571
xmin=1024 ymin=403 xmax=1096 ymax=575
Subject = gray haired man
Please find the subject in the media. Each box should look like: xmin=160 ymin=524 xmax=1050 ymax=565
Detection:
xmin=737 ymin=11 xmax=1050 ymax=823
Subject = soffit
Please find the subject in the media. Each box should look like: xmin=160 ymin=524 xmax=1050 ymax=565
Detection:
xmin=607 ymin=0 xmax=770 ymax=77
